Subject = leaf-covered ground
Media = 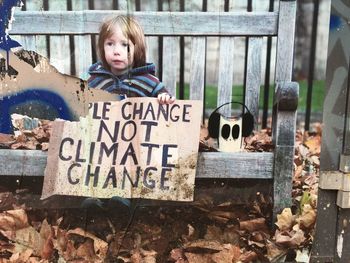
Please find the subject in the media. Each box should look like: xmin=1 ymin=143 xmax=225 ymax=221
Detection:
xmin=0 ymin=118 xmax=321 ymax=262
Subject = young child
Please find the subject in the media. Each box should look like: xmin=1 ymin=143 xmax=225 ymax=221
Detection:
xmin=83 ymin=15 xmax=174 ymax=212
xmin=88 ymin=15 xmax=175 ymax=104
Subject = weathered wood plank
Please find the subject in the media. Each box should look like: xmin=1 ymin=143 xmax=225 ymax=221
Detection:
xmin=217 ymin=37 xmax=235 ymax=116
xmin=272 ymin=81 xmax=299 ymax=145
xmin=274 ymin=1 xmax=297 ymax=83
xmin=273 ymin=145 xmax=294 ymax=217
xmin=49 ymin=1 xmax=71 ymax=74
xmin=72 ymin=0 xmax=91 ymax=79
xmin=162 ymin=37 xmax=179 ymax=96
xmin=11 ymin=11 xmax=278 ymax=36
xmin=319 ymin=171 xmax=350 ymax=192
xmin=244 ymin=37 xmax=263 ymax=122
xmin=118 ymin=0 xmax=131 ymax=10
xmin=319 ymin=171 xmax=344 ymax=190
xmin=142 ymin=1 xmax=159 ymax=76
xmin=273 ymin=109 xmax=297 ymax=147
xmin=335 ymin=209 xmax=350 ymax=261
xmin=189 ymin=37 xmax=206 ymax=101
xmin=0 ymin=150 xmax=48 ymax=176
xmin=272 ymin=103 xmax=297 ymax=219
xmin=74 ymin=35 xmax=92 ymax=78
xmin=17 ymin=0 xmax=47 ymax=57
xmin=196 ymin=152 xmax=274 ymax=179
xmin=0 ymin=150 xmax=273 ymax=179
xmin=337 ymin=191 xmax=350 ymax=208
xmin=17 ymin=35 xmax=37 ymax=52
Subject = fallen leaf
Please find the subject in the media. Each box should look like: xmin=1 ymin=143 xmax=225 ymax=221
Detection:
xmin=76 ymin=239 xmax=96 ymax=259
xmin=266 ymin=239 xmax=286 ymax=261
xmin=184 ymin=239 xmax=223 ymax=253
xmin=295 ymin=248 xmax=310 ymax=262
xmin=304 ymin=136 xmax=321 ymax=155
xmin=9 ymin=248 xmax=33 ymax=262
xmin=211 ymin=244 xmax=240 ymax=263
xmin=275 ymin=208 xmax=294 ymax=231
xmin=2 ymin=226 xmax=42 ymax=256
xmin=0 ymin=133 xmax=15 ymax=148
xmin=67 ymin=228 xmax=108 ymax=259
xmin=0 ymin=209 xmax=29 ymax=231
xmin=296 ymin=204 xmax=316 ymax=229
xmin=275 ymin=226 xmax=306 ymax=248
xmin=169 ymin=248 xmax=186 ymax=262
xmin=39 ymin=219 xmax=54 ymax=260
xmin=239 ymin=218 xmax=267 ymax=232
xmin=0 ymin=192 xmax=16 ymax=210
xmin=208 ymin=211 xmax=236 ymax=224
xmin=140 ymin=248 xmax=157 ymax=263
xmin=238 ymin=250 xmax=258 ymax=262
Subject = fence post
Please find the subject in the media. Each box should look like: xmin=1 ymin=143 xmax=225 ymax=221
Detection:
xmin=311 ymin=1 xmax=350 ymax=261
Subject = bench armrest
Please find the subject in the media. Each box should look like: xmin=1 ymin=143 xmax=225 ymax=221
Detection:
xmin=274 ymin=81 xmax=299 ymax=111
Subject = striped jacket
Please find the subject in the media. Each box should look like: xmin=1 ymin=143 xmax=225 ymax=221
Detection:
xmin=87 ymin=62 xmax=170 ymax=97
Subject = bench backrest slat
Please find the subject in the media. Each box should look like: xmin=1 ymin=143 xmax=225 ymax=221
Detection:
xmin=217 ymin=37 xmax=235 ymax=116
xmin=162 ymin=36 xmax=179 ymax=97
xmin=74 ymin=35 xmax=93 ymax=78
xmin=189 ymin=37 xmax=206 ymax=101
xmin=19 ymin=35 xmax=37 ymax=52
xmin=275 ymin=1 xmax=296 ymax=84
xmin=12 ymin=11 xmax=278 ymax=36
xmin=245 ymin=37 xmax=263 ymax=121
xmin=50 ymin=36 xmax=71 ymax=74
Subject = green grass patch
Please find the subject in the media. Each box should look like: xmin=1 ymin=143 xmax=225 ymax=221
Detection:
xmin=176 ymin=80 xmax=325 ymax=112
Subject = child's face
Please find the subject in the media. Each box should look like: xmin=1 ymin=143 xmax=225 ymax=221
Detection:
xmin=104 ymin=26 xmax=135 ymax=75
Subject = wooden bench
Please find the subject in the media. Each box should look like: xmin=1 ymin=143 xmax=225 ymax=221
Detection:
xmin=2 ymin=0 xmax=298 ymax=220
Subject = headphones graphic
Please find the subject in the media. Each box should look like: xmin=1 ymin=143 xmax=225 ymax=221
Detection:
xmin=207 ymin=101 xmax=254 ymax=139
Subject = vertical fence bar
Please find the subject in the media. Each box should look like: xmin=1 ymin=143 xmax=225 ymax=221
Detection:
xmin=89 ymin=0 xmax=97 ymax=64
xmin=88 ymin=0 xmax=94 ymax=9
xmin=43 ymin=0 xmax=50 ymax=59
xmin=135 ymin=0 xmax=141 ymax=11
xmin=224 ymin=0 xmax=229 ymax=11
xmin=67 ymin=0 xmax=75 ymax=76
xmin=202 ymin=0 xmax=207 ymax=12
xmin=202 ymin=0 xmax=207 ymax=123
xmin=157 ymin=0 xmax=163 ymax=81
xmin=21 ymin=0 xmax=26 ymax=11
xmin=262 ymin=0 xmax=274 ymax=128
xmin=179 ymin=0 xmax=185 ymax=99
xmin=305 ymin=0 xmax=320 ymax=130
xmin=243 ymin=0 xmax=253 ymax=101
xmin=112 ymin=0 xmax=118 ymax=9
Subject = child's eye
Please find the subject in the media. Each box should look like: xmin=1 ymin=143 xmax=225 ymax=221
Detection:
xmin=122 ymin=42 xmax=129 ymax=48
xmin=106 ymin=42 xmax=114 ymax=46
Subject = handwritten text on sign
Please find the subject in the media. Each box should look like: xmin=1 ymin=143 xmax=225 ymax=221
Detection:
xmin=41 ymin=98 xmax=202 ymax=201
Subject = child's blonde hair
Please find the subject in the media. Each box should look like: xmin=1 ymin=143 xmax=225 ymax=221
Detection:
xmin=98 ymin=15 xmax=146 ymax=70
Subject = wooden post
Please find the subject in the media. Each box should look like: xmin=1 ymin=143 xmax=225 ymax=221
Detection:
xmin=272 ymin=0 xmax=297 ymax=221
xmin=311 ymin=0 xmax=350 ymax=261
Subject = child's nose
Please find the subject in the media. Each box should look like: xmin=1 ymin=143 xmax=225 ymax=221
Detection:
xmin=113 ymin=46 xmax=120 ymax=54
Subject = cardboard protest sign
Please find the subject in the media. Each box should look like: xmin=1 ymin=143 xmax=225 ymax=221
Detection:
xmin=42 ymin=98 xmax=202 ymax=201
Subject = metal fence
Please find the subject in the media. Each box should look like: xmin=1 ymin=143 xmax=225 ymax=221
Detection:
xmin=19 ymin=0 xmax=326 ymax=130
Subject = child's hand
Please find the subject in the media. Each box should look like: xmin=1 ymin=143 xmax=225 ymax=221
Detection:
xmin=157 ymin=93 xmax=175 ymax=104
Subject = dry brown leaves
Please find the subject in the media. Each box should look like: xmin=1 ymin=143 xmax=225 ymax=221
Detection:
xmin=0 ymin=115 xmax=52 ymax=150
xmin=0 ymin=210 xmax=108 ymax=262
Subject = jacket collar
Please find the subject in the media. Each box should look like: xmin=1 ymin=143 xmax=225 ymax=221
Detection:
xmin=88 ymin=61 xmax=156 ymax=79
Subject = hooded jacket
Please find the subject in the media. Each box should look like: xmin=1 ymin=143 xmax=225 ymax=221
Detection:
xmin=87 ymin=62 xmax=170 ymax=98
